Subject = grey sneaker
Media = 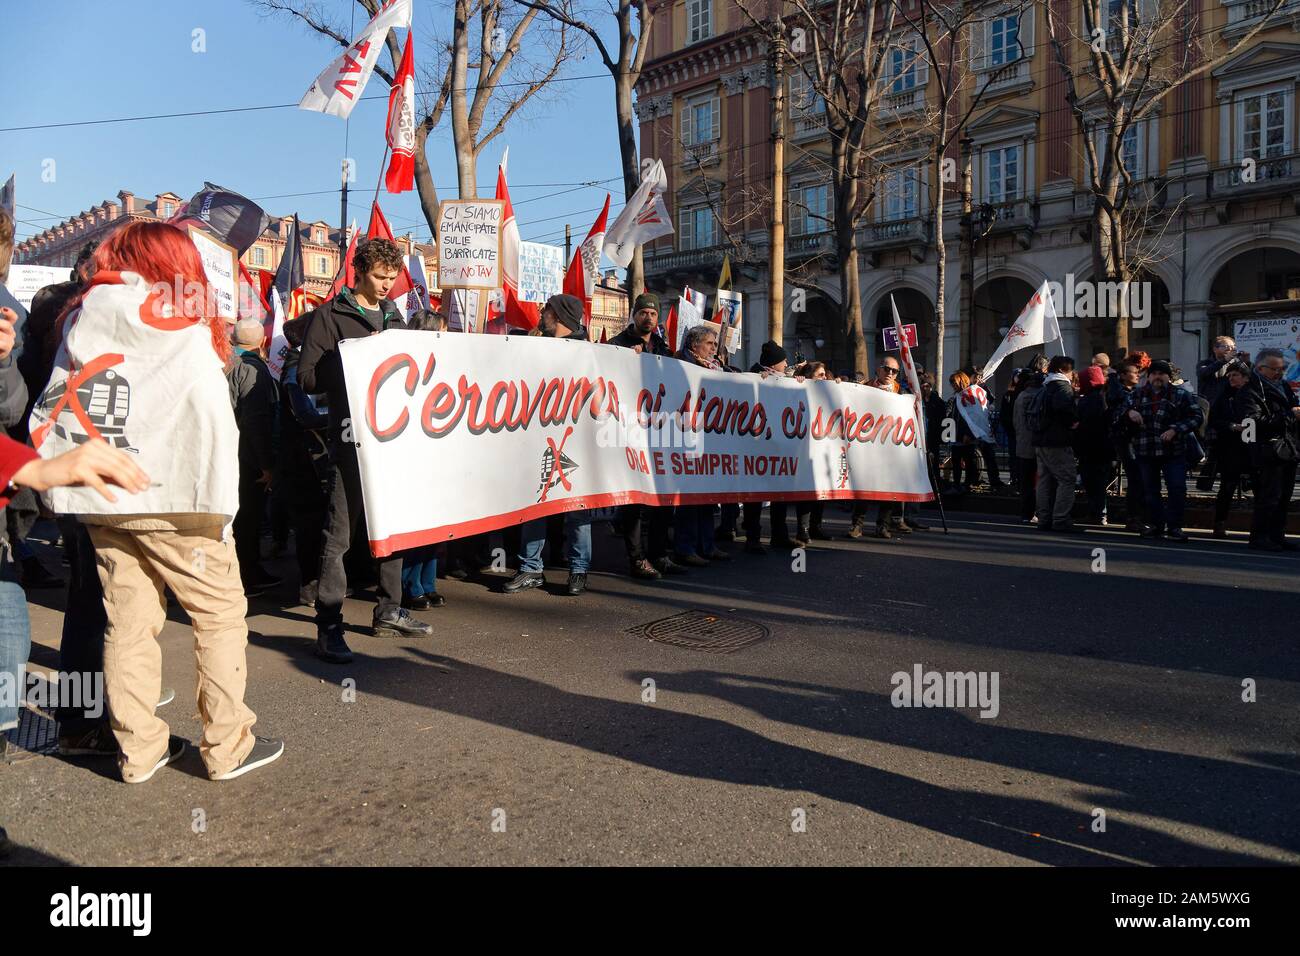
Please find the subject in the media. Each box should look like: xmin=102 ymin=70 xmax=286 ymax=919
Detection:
xmin=212 ymin=736 xmax=284 ymax=782
xmin=372 ymin=608 xmax=433 ymax=638
xmin=125 ymin=735 xmax=187 ymax=785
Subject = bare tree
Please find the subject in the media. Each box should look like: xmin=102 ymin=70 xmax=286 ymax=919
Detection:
xmin=1045 ymin=0 xmax=1287 ymax=354
xmin=893 ymin=0 xmax=1021 ymax=382
xmin=737 ymin=0 xmax=904 ymax=375
xmin=251 ymin=0 xmax=567 ymax=233
xmin=513 ymin=0 xmax=654 ymax=302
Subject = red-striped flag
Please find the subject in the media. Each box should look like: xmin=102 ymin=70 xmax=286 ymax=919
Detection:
xmin=384 ymin=33 xmax=416 ymax=194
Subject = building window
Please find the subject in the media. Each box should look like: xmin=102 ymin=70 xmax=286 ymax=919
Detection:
xmin=881 ymin=168 xmax=919 ymax=221
xmin=790 ymin=182 xmax=830 ymax=236
xmin=888 ymin=42 xmax=921 ymax=94
xmin=1096 ymin=123 xmax=1143 ymax=179
xmin=988 ymin=16 xmax=1021 ymax=67
xmin=678 ymin=205 xmax=717 ymax=250
xmin=160 ymin=202 xmax=175 ymax=219
xmin=1237 ymin=87 xmax=1292 ymax=160
xmin=251 ymin=246 xmax=268 ymax=268
xmin=317 ymin=255 xmax=330 ymax=275
xmin=983 ymin=145 xmax=1021 ymax=203
xmin=789 ymin=70 xmax=825 ymax=117
xmin=686 ymin=0 xmax=712 ymax=45
xmin=681 ymin=94 xmax=720 ymax=146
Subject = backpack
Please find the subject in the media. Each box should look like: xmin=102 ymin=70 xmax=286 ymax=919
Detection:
xmin=1025 ymin=386 xmax=1050 ymax=437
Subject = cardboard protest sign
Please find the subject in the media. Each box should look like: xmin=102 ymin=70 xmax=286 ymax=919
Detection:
xmin=185 ymin=225 xmax=239 ymax=321
xmin=518 ymin=241 xmax=564 ymax=305
xmin=437 ymin=200 xmax=504 ymax=290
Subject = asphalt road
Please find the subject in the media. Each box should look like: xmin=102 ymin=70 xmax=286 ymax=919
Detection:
xmin=3 ymin=509 xmax=1298 ymax=866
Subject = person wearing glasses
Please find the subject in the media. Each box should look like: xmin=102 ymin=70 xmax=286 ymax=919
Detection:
xmin=1233 ymin=348 xmax=1300 ymax=551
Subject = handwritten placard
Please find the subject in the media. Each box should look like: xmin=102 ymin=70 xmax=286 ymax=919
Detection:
xmin=437 ymin=200 xmax=504 ymax=290
xmin=518 ymin=241 xmax=564 ymax=304
xmin=186 ymin=225 xmax=239 ymax=321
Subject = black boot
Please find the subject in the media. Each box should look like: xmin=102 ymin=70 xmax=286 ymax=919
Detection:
xmin=315 ymin=624 xmax=354 ymax=664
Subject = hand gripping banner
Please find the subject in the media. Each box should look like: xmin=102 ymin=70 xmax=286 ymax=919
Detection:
xmin=340 ymin=331 xmax=934 ymax=556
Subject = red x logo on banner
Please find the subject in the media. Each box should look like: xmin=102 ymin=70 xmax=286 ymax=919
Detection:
xmin=30 ymin=353 xmax=126 ymax=450
xmin=539 ymin=426 xmax=575 ymax=503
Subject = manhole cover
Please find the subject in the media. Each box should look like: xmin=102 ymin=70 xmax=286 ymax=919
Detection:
xmin=3 ymin=707 xmax=59 ymax=761
xmin=627 ymin=609 xmax=770 ymax=653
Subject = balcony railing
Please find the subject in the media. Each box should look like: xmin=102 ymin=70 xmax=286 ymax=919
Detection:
xmin=1225 ymin=0 xmax=1299 ymax=34
xmin=881 ymin=85 xmax=926 ymax=116
xmin=682 ymin=140 xmax=719 ymax=167
xmin=787 ymin=231 xmax=834 ymax=258
xmin=791 ymin=110 xmax=827 ymax=140
xmin=866 ymin=216 xmax=929 ymax=246
xmin=980 ymin=57 xmax=1030 ymax=93
xmin=1211 ymin=153 xmax=1300 ymax=194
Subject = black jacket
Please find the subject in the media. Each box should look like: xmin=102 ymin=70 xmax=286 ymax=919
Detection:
xmin=923 ymin=392 xmax=947 ymax=452
xmin=1032 ymin=376 xmax=1079 ymax=448
xmin=1208 ymin=385 xmax=1250 ymax=474
xmin=226 ymin=350 xmax=277 ymax=475
xmin=298 ymin=289 xmax=404 ymax=436
xmin=1197 ymin=358 xmax=1232 ymax=408
xmin=610 ymin=324 xmax=671 ymax=356
xmin=1073 ymin=390 xmax=1112 ymax=460
xmin=1232 ymin=374 xmax=1300 ymax=468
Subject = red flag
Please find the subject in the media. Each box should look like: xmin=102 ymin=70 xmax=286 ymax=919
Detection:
xmin=562 ymin=248 xmax=587 ymax=319
xmin=562 ymin=196 xmax=611 ymax=320
xmin=329 ymin=225 xmax=359 ymax=300
xmin=365 ymin=202 xmax=414 ymax=300
xmin=385 ymin=34 xmax=416 ymax=194
xmin=665 ymin=303 xmax=678 ymax=354
xmin=599 ymin=325 xmax=608 ymax=344
xmin=489 ymin=153 xmax=540 ymax=331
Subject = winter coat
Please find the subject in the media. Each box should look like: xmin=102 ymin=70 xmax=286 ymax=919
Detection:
xmin=1208 ymin=385 xmax=1250 ymax=475
xmin=1232 ymin=373 xmax=1300 ymax=468
xmin=1031 ymin=374 xmax=1079 ymax=449
xmin=1012 ymin=379 xmax=1043 ymax=459
xmin=297 ymin=288 xmax=404 ymax=439
xmin=226 ymin=349 xmax=277 ymax=477
xmin=1073 ymin=390 xmax=1113 ymax=461
xmin=1116 ymin=381 xmax=1204 ymax=460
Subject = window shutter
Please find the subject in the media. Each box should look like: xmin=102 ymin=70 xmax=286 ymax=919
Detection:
xmin=680 ymin=208 xmax=693 ymax=249
xmin=710 ymin=96 xmax=720 ymax=141
xmin=681 ymin=103 xmax=693 ymax=145
xmin=914 ymin=40 xmax=930 ymax=88
xmin=1018 ymin=8 xmax=1035 ymax=57
xmin=970 ymin=19 xmax=987 ymax=71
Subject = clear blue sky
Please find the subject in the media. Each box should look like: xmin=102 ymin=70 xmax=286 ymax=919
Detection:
xmin=1 ymin=0 xmax=626 ymax=252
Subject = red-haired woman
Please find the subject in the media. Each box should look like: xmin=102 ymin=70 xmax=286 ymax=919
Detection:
xmin=30 ymin=221 xmax=282 ymax=784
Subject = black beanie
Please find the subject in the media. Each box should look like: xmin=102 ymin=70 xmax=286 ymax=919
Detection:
xmin=760 ymin=340 xmax=788 ymax=368
xmin=632 ymin=292 xmax=660 ymax=314
xmin=546 ymin=294 xmax=585 ymax=335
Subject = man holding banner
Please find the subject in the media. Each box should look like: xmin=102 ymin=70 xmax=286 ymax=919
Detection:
xmin=502 ymin=295 xmax=596 ymax=596
xmin=609 ymin=293 xmax=682 ymax=580
xmin=298 ymin=238 xmax=433 ymax=664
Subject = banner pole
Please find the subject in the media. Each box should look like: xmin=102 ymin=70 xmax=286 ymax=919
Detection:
xmin=928 ymin=456 xmax=950 ymax=535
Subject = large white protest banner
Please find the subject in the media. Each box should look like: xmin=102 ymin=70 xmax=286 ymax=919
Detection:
xmin=5 ymin=265 xmax=67 ymax=310
xmin=339 ymin=332 xmax=933 ymax=555
xmin=518 ymin=241 xmax=564 ymax=304
xmin=437 ymin=200 xmax=504 ymax=290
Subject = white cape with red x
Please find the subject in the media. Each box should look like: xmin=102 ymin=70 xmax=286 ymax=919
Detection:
xmin=29 ymin=270 xmax=240 ymax=521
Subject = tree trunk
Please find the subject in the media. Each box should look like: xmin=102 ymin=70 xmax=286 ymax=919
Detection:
xmin=414 ymin=122 xmax=441 ymax=235
xmin=451 ymin=0 xmax=477 ymax=199
xmin=933 ymin=159 xmax=946 ymax=384
xmin=614 ymin=72 xmax=644 ymax=304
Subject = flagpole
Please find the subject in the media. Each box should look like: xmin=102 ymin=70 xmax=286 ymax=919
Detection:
xmin=372 ymin=142 xmax=392 ymax=213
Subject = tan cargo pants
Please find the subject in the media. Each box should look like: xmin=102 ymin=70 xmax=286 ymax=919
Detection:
xmin=86 ymin=519 xmax=256 ymax=780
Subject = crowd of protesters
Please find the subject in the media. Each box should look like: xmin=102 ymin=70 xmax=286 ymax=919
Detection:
xmin=0 ymin=208 xmax=1296 ymax=791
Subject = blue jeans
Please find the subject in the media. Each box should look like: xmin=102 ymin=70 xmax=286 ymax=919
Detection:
xmin=1138 ymin=458 xmax=1187 ymax=532
xmin=0 ymin=547 xmax=30 ymax=732
xmin=674 ymin=505 xmax=716 ymax=558
xmin=401 ymin=556 xmax=438 ymax=597
xmin=519 ymin=511 xmax=591 ymax=574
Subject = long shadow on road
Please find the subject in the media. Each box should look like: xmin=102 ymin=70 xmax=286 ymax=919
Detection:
xmin=260 ymin=637 xmax=1284 ymax=865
